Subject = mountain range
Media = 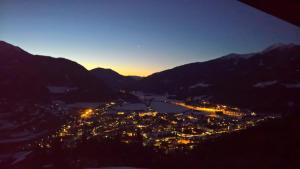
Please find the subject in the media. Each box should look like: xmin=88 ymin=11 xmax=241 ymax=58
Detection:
xmin=1 ymin=40 xmax=300 ymax=113
xmin=90 ymin=67 xmax=141 ymax=90
xmin=0 ymin=41 xmax=111 ymax=102
xmin=137 ymin=43 xmax=300 ymax=113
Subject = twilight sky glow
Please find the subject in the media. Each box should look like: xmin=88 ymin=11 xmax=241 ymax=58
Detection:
xmin=1 ymin=0 xmax=300 ymax=76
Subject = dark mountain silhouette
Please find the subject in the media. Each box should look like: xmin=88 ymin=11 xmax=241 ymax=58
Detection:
xmin=127 ymin=75 xmax=143 ymax=80
xmin=2 ymin=40 xmax=300 ymax=112
xmin=0 ymin=41 xmax=112 ymax=102
xmin=137 ymin=43 xmax=300 ymax=113
xmin=90 ymin=67 xmax=141 ymax=90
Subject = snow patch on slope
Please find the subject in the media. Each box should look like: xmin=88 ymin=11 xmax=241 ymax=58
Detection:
xmin=47 ymin=86 xmax=78 ymax=94
xmin=253 ymin=81 xmax=277 ymax=88
xmin=11 ymin=151 xmax=32 ymax=165
xmin=284 ymin=83 xmax=300 ymax=88
xmin=189 ymin=82 xmax=211 ymax=89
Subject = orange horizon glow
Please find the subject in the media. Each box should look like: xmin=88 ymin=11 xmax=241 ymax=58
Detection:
xmin=83 ymin=63 xmax=160 ymax=77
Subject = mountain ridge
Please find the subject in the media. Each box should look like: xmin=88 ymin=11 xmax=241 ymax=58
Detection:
xmin=90 ymin=67 xmax=141 ymax=90
xmin=1 ymin=40 xmax=300 ymax=112
xmin=0 ymin=40 xmax=113 ymax=102
xmin=136 ymin=43 xmax=300 ymax=114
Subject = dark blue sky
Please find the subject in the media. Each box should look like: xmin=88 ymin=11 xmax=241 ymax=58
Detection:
xmin=1 ymin=0 xmax=300 ymax=76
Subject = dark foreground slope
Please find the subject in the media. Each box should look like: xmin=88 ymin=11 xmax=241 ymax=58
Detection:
xmin=0 ymin=41 xmax=112 ymax=102
xmin=138 ymin=44 xmax=300 ymax=113
xmin=156 ymin=115 xmax=300 ymax=169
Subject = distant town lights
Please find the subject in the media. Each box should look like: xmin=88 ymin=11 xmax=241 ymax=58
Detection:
xmin=80 ymin=108 xmax=94 ymax=119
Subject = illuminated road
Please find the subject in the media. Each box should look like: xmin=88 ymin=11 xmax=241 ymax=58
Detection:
xmin=173 ymin=102 xmax=243 ymax=117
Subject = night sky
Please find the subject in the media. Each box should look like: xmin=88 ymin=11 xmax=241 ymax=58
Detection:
xmin=1 ymin=0 xmax=300 ymax=76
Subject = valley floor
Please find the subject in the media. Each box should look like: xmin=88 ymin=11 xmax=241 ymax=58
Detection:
xmin=0 ymin=92 xmax=296 ymax=169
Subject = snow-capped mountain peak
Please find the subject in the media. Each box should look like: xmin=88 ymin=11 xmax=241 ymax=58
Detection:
xmin=262 ymin=43 xmax=297 ymax=53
